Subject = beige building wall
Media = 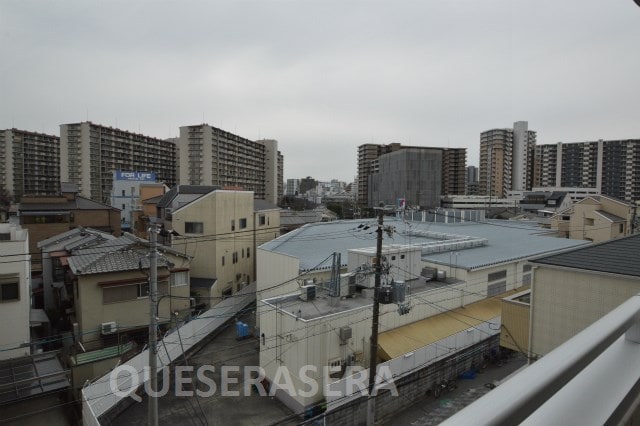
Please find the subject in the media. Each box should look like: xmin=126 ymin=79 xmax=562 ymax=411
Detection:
xmin=500 ymin=291 xmax=530 ymax=353
xmin=75 ymin=264 xmax=190 ymax=346
xmin=530 ymin=266 xmax=640 ymax=357
xmin=552 ymin=196 xmax=633 ymax=243
xmin=172 ymin=190 xmax=280 ymax=300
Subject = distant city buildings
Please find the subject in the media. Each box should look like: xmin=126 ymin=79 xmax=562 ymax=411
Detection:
xmin=534 ymin=139 xmax=640 ymax=203
xmin=466 ymin=165 xmax=479 ymax=195
xmin=0 ymin=129 xmax=60 ymax=201
xmin=358 ymin=143 xmax=466 ymax=208
xmin=177 ymin=124 xmax=283 ymax=205
xmin=109 ymin=171 xmax=165 ymax=231
xmin=479 ymin=121 xmax=536 ymax=198
xmin=285 ymin=178 xmax=300 ymax=196
xmin=60 ymin=122 xmax=177 ymax=203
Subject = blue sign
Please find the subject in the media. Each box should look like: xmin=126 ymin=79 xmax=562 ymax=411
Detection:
xmin=114 ymin=171 xmax=156 ymax=182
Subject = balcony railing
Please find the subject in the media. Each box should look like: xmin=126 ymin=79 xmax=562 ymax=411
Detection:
xmin=442 ymin=294 xmax=640 ymax=425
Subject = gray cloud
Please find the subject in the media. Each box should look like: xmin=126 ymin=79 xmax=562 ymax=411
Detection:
xmin=1 ymin=0 xmax=639 ymax=182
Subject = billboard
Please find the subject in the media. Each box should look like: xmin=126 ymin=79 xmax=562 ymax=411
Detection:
xmin=114 ymin=171 xmax=156 ymax=182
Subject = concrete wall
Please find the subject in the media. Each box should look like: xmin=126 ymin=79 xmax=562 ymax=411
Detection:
xmin=530 ymin=266 xmax=640 ymax=357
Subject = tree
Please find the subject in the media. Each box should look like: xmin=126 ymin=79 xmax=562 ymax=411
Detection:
xmin=299 ymin=176 xmax=317 ymax=194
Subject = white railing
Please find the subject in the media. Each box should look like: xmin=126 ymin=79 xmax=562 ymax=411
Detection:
xmin=442 ymin=294 xmax=640 ymax=426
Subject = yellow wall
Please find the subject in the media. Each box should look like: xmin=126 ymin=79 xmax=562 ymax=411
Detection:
xmin=530 ymin=266 xmax=640 ymax=357
xmin=500 ymin=294 xmax=530 ymax=353
xmin=76 ymin=261 xmax=190 ymax=344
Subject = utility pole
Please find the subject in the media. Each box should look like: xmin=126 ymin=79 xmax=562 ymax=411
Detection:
xmin=148 ymin=225 xmax=159 ymax=426
xmin=367 ymin=204 xmax=385 ymax=426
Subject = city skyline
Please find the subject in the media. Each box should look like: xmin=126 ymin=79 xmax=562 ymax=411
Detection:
xmin=2 ymin=1 xmax=639 ymax=182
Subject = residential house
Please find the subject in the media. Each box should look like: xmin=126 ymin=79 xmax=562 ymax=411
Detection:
xmin=0 ymin=223 xmax=31 ymax=360
xmin=54 ymin=233 xmax=191 ymax=349
xmin=18 ymin=183 xmax=121 ymax=273
xmin=550 ymin=194 xmax=634 ymax=242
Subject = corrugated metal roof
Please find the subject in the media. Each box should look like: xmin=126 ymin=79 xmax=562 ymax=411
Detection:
xmin=378 ymin=294 xmax=507 ymax=360
xmin=531 ymin=233 xmax=640 ymax=277
xmin=260 ymin=218 xmax=589 ymax=271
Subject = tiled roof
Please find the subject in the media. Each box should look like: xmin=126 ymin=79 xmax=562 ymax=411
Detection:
xmin=594 ymin=210 xmax=626 ymax=223
xmin=19 ymin=196 xmax=117 ymax=212
xmin=531 ymin=233 xmax=640 ymax=277
xmin=68 ymin=233 xmax=190 ymax=275
xmin=157 ymin=185 xmax=218 ymax=208
xmin=37 ymin=227 xmax=115 ymax=250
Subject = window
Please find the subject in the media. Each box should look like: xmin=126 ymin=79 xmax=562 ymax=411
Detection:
xmin=400 ymin=254 xmax=405 ymax=260
xmin=0 ymin=233 xmax=10 ymax=241
xmin=620 ymin=224 xmax=624 ymax=233
xmin=185 ymin=222 xmax=203 ymax=234
xmin=391 ymin=255 xmax=396 ymax=261
xmin=0 ymin=281 xmax=19 ymax=301
xmin=122 ymin=190 xmax=125 ymax=197
xmin=138 ymin=282 xmax=150 ymax=298
xmin=247 ymin=248 xmax=250 ymax=258
xmin=222 ymin=256 xmax=225 ymax=266
xmin=259 ymin=215 xmax=266 ymax=226
xmin=233 ymin=252 xmax=238 ymax=264
xmin=488 ymin=270 xmax=507 ymax=282
xmin=171 ymin=271 xmax=188 ymax=287
xmin=242 ymin=248 xmax=244 ymax=258
xmin=122 ymin=204 xmax=126 ymax=210
xmin=487 ymin=281 xmax=506 ymax=297
xmin=523 ymin=264 xmax=532 ymax=273
xmin=239 ymin=218 xmax=247 ymax=229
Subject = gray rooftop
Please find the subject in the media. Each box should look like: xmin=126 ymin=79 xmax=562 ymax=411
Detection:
xmin=37 ymin=227 xmax=115 ymax=250
xmin=157 ymin=185 xmax=218 ymax=209
xmin=531 ymin=233 xmax=640 ymax=277
xmin=67 ymin=233 xmax=189 ymax=275
xmin=19 ymin=195 xmax=117 ymax=212
xmin=260 ymin=218 xmax=590 ymax=271
xmin=594 ymin=210 xmax=626 ymax=223
xmin=254 ymin=199 xmax=279 ymax=211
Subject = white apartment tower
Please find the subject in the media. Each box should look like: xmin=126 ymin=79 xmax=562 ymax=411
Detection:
xmin=479 ymin=121 xmax=536 ymax=198
xmin=59 ymin=122 xmax=177 ymax=203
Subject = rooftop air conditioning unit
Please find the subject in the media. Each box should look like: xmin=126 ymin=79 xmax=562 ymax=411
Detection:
xmin=101 ymin=321 xmax=118 ymax=335
xmin=300 ymin=284 xmax=316 ymax=301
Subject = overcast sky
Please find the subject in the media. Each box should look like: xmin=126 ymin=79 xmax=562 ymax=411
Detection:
xmin=2 ymin=1 xmax=639 ymax=182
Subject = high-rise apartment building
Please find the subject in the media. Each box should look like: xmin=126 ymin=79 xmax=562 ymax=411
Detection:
xmin=357 ymin=143 xmax=402 ymax=205
xmin=286 ymin=179 xmax=300 ymax=196
xmin=177 ymin=124 xmax=283 ymax=205
xmin=466 ymin=165 xmax=479 ymax=195
xmin=357 ymin=143 xmax=465 ymax=207
xmin=479 ymin=121 xmax=536 ymax=198
xmin=535 ymin=139 xmax=640 ymax=202
xmin=364 ymin=146 xmax=466 ymax=209
xmin=59 ymin=122 xmax=176 ymax=203
xmin=1 ymin=129 xmax=60 ymax=201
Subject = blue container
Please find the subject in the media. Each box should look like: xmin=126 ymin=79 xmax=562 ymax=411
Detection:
xmin=236 ymin=321 xmax=244 ymax=339
xmin=242 ymin=323 xmax=250 ymax=338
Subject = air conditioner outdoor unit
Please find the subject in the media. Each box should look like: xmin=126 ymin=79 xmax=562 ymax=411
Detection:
xmin=101 ymin=321 xmax=118 ymax=335
xmin=300 ymin=284 xmax=316 ymax=301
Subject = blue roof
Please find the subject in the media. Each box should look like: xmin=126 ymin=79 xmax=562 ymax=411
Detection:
xmin=260 ymin=218 xmax=590 ymax=271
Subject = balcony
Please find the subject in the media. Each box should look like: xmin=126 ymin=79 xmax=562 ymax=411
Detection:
xmin=442 ymin=294 xmax=640 ymax=425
